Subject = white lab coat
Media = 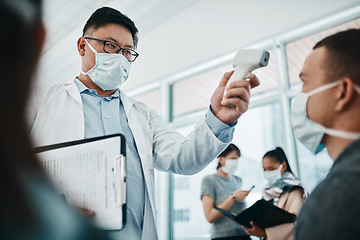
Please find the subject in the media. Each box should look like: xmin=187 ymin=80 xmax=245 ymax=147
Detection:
xmin=27 ymin=80 xmax=230 ymax=240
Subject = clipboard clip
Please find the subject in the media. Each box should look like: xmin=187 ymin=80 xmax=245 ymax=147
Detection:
xmin=112 ymin=154 xmax=126 ymax=207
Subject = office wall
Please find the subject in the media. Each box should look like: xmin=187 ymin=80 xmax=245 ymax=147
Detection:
xmin=35 ymin=0 xmax=359 ymax=91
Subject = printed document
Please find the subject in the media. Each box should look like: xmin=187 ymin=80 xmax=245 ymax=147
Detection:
xmin=35 ymin=134 xmax=126 ymax=230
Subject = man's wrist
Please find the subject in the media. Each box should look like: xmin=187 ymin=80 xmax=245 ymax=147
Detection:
xmin=231 ymin=193 xmax=237 ymax=203
xmin=205 ymin=106 xmax=236 ymax=143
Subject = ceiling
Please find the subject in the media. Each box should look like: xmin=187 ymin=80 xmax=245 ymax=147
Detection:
xmin=36 ymin=0 xmax=360 ymax=92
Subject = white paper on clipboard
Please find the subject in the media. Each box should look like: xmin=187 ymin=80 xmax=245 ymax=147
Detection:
xmin=34 ymin=134 xmax=126 ymax=230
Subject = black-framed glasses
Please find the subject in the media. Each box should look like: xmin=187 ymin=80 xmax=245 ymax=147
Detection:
xmin=85 ymin=37 xmax=139 ymax=62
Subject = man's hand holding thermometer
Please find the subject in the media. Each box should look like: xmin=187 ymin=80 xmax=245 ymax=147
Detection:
xmin=223 ymin=49 xmax=270 ymax=104
xmin=210 ymin=49 xmax=269 ymax=125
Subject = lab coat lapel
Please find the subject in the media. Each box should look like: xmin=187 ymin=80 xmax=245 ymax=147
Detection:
xmin=119 ymin=90 xmax=157 ymax=217
xmin=64 ymin=80 xmax=82 ymax=105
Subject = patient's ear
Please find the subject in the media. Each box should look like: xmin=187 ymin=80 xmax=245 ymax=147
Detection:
xmin=335 ymin=78 xmax=356 ymax=112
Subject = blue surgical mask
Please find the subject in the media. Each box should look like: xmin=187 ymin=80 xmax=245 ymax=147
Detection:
xmin=80 ymin=39 xmax=131 ymax=90
xmin=291 ymin=81 xmax=360 ymax=154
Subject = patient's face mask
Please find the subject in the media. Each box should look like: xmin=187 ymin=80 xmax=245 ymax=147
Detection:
xmin=222 ymin=159 xmax=238 ymax=175
xmin=263 ymin=165 xmax=283 ymax=185
xmin=291 ymin=81 xmax=360 ymax=154
xmin=80 ymin=39 xmax=131 ymax=91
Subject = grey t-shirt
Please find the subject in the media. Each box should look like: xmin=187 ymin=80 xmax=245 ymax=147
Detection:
xmin=201 ymin=174 xmax=248 ymax=238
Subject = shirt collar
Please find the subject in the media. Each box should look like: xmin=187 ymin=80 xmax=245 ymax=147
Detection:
xmin=75 ymin=78 xmax=120 ymax=99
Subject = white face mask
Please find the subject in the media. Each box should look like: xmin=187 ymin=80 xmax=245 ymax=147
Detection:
xmin=291 ymin=81 xmax=360 ymax=154
xmin=80 ymin=39 xmax=131 ymax=91
xmin=264 ymin=165 xmax=282 ymax=185
xmin=221 ymin=159 xmax=238 ymax=175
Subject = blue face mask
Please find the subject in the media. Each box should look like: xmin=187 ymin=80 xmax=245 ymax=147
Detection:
xmin=291 ymin=81 xmax=360 ymax=154
xmin=80 ymin=39 xmax=131 ymax=91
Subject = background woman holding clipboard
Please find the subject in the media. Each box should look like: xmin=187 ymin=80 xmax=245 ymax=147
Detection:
xmin=243 ymin=147 xmax=307 ymax=240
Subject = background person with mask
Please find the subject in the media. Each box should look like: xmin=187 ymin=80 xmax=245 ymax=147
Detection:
xmin=292 ymin=29 xmax=360 ymax=239
xmin=243 ymin=147 xmax=307 ymax=240
xmin=0 ymin=0 xmax=110 ymax=239
xmin=201 ymin=144 xmax=251 ymax=240
xmin=26 ymin=6 xmax=260 ymax=240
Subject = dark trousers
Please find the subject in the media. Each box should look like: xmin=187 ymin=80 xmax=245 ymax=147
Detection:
xmin=212 ymin=235 xmax=252 ymax=240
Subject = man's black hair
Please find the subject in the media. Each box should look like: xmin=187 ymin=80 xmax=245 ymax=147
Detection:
xmin=83 ymin=7 xmax=139 ymax=48
xmin=314 ymin=28 xmax=360 ymax=86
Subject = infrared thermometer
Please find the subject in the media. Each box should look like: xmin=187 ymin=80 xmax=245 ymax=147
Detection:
xmin=223 ymin=49 xmax=270 ymax=105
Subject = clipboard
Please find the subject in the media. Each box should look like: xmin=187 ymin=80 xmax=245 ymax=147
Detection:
xmin=34 ymin=134 xmax=126 ymax=230
xmin=215 ymin=199 xmax=297 ymax=229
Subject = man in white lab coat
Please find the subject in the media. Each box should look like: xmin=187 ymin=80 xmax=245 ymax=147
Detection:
xmin=27 ymin=7 xmax=259 ymax=240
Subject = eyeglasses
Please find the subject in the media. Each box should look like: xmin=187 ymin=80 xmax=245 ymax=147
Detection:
xmin=85 ymin=37 xmax=139 ymax=62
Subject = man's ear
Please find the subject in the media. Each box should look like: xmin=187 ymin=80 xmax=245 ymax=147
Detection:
xmin=335 ymin=78 xmax=356 ymax=112
xmin=77 ymin=37 xmax=86 ymax=56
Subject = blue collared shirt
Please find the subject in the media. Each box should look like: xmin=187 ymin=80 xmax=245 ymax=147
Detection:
xmin=75 ymin=78 xmax=235 ymax=238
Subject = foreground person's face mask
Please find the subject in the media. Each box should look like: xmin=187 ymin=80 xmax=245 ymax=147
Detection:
xmin=291 ymin=81 xmax=360 ymax=154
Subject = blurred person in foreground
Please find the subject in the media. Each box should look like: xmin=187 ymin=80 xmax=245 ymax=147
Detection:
xmin=243 ymin=147 xmax=307 ymax=240
xmin=291 ymin=29 xmax=360 ymax=239
xmin=201 ymin=143 xmax=251 ymax=240
xmin=0 ymin=0 xmax=109 ymax=239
